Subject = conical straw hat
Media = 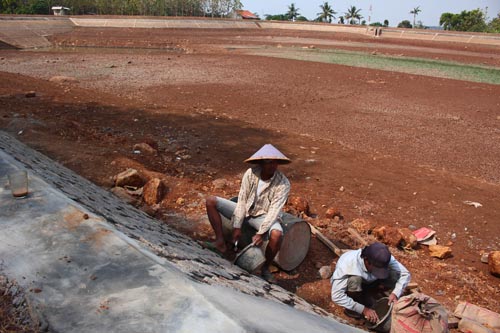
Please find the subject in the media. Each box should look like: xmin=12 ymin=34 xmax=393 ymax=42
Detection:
xmin=244 ymin=144 xmax=291 ymax=164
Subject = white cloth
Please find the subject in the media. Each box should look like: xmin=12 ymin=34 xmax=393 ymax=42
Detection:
xmin=330 ymin=249 xmax=411 ymax=314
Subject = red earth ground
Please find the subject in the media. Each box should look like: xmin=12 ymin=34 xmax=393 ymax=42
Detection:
xmin=1 ymin=26 xmax=499 ymax=330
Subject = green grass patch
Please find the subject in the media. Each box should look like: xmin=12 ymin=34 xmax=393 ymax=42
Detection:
xmin=250 ymin=47 xmax=500 ymax=85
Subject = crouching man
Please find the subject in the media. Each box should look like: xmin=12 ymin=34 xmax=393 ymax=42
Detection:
xmin=205 ymin=144 xmax=291 ymax=283
xmin=330 ymin=242 xmax=411 ymax=323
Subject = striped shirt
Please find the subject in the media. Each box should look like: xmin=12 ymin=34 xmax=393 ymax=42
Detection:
xmin=232 ymin=166 xmax=290 ymax=234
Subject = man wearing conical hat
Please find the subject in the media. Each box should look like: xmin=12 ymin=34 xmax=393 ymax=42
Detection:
xmin=205 ymin=144 xmax=291 ymax=283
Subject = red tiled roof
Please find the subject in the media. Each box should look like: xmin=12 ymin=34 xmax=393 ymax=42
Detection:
xmin=236 ymin=10 xmax=258 ymax=19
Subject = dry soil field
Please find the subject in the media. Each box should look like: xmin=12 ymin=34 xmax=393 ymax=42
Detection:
xmin=1 ymin=24 xmax=500 ymax=330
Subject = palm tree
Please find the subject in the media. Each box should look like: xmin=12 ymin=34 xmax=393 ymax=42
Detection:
xmin=316 ymin=2 xmax=336 ymax=23
xmin=345 ymin=5 xmax=362 ymax=24
xmin=410 ymin=6 xmax=421 ymax=28
xmin=286 ymin=3 xmax=300 ymax=21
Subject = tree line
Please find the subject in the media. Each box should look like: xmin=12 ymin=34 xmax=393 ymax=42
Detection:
xmin=1 ymin=0 xmax=499 ymax=33
xmin=269 ymin=2 xmax=500 ymax=33
xmin=0 ymin=0 xmax=242 ymax=17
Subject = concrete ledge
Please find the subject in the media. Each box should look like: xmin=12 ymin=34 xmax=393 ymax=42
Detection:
xmin=70 ymin=17 xmax=259 ymax=29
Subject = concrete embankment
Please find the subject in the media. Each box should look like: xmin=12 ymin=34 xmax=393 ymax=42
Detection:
xmin=1 ymin=15 xmax=500 ymax=49
xmin=0 ymin=131 xmax=365 ymax=332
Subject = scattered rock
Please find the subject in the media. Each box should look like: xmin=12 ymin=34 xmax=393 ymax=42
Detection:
xmin=480 ymin=251 xmax=489 ymax=264
xmin=212 ymin=178 xmax=228 ymax=190
xmin=325 ymin=207 xmax=343 ymax=220
xmin=133 ymin=142 xmax=157 ymax=155
xmin=114 ymin=168 xmax=146 ymax=188
xmin=25 ymin=91 xmax=36 ymax=98
xmin=429 ymin=245 xmax=452 ymax=259
xmin=399 ymin=227 xmax=418 ymax=249
xmin=315 ymin=219 xmax=330 ymax=228
xmin=142 ymin=178 xmax=166 ymax=205
xmin=288 ymin=196 xmax=310 ymax=216
xmin=373 ymin=225 xmax=403 ymax=247
xmin=350 ymin=218 xmax=372 ymax=233
xmin=405 ymin=282 xmax=420 ymax=293
xmin=176 ymin=197 xmax=185 ymax=205
xmin=318 ymin=266 xmax=332 ymax=279
xmin=488 ymin=251 xmax=500 ymax=277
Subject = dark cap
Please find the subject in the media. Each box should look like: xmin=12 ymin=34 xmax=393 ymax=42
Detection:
xmin=362 ymin=242 xmax=391 ymax=279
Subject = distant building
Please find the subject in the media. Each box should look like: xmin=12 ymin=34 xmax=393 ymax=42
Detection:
xmin=51 ymin=6 xmax=70 ymax=16
xmin=232 ymin=10 xmax=259 ymax=20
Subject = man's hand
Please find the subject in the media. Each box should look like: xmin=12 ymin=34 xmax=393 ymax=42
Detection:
xmin=388 ymin=293 xmax=398 ymax=305
xmin=232 ymin=228 xmax=241 ymax=244
xmin=252 ymin=233 xmax=263 ymax=246
xmin=362 ymin=307 xmax=379 ymax=323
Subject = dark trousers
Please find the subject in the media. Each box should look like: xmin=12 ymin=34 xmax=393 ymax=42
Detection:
xmin=346 ymin=270 xmax=400 ymax=307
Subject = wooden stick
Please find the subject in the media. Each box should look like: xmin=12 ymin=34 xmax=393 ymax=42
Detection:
xmin=308 ymin=223 xmax=344 ymax=257
xmin=347 ymin=227 xmax=368 ymax=247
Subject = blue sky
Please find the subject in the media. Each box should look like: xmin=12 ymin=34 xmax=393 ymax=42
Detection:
xmin=243 ymin=0 xmax=499 ymax=27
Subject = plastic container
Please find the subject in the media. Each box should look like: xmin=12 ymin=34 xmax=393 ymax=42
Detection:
xmin=8 ymin=170 xmax=28 ymax=198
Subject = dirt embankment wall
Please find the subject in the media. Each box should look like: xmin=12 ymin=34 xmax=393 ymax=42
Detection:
xmin=1 ymin=15 xmax=500 ymax=49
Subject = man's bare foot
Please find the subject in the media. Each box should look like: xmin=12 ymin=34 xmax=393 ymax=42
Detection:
xmin=201 ymin=241 xmax=227 ymax=256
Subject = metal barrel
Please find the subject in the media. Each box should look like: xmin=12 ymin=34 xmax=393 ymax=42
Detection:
xmin=221 ymin=211 xmax=311 ymax=272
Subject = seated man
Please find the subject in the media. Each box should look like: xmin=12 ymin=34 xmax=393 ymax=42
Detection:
xmin=330 ymin=242 xmax=411 ymax=323
xmin=205 ymin=144 xmax=291 ymax=283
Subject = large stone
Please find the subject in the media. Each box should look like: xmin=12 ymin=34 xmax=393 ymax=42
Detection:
xmin=399 ymin=228 xmax=418 ymax=249
xmin=114 ymin=168 xmax=146 ymax=188
xmin=488 ymin=251 xmax=500 ymax=277
xmin=142 ymin=178 xmax=166 ymax=205
xmin=429 ymin=245 xmax=453 ymax=259
xmin=373 ymin=225 xmax=403 ymax=247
